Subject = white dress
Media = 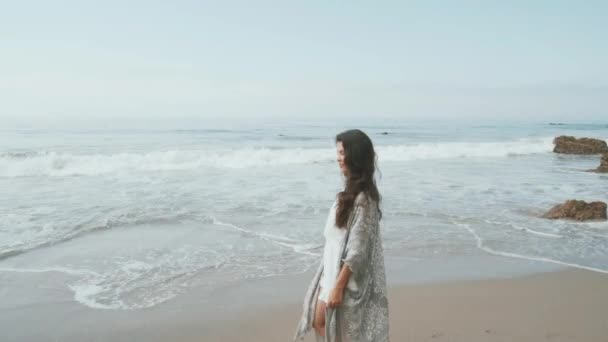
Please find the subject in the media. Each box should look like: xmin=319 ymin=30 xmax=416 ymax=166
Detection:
xmin=294 ymin=193 xmax=389 ymax=342
xmin=318 ymin=200 xmax=348 ymax=303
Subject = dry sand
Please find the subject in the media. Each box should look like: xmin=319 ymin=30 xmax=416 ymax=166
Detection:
xmin=201 ymin=268 xmax=608 ymax=342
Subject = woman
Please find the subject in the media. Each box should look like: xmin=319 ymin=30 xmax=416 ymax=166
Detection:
xmin=293 ymin=129 xmax=389 ymax=342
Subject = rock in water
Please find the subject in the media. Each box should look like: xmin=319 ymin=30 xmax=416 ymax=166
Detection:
xmin=553 ymin=136 xmax=608 ymax=154
xmin=543 ymin=200 xmax=607 ymax=221
xmin=591 ymin=153 xmax=608 ymax=173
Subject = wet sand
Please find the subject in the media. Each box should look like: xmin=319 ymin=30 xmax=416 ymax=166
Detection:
xmin=2 ymin=267 xmax=607 ymax=341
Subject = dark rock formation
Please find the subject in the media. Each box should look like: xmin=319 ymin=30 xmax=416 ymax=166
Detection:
xmin=543 ymin=200 xmax=607 ymax=221
xmin=553 ymin=136 xmax=608 ymax=154
xmin=590 ymin=153 xmax=608 ymax=173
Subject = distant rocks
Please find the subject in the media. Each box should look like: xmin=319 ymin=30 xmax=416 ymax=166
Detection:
xmin=596 ymin=153 xmax=608 ymax=173
xmin=553 ymin=136 xmax=608 ymax=154
xmin=542 ymin=136 xmax=607 ymax=221
xmin=542 ymin=200 xmax=607 ymax=221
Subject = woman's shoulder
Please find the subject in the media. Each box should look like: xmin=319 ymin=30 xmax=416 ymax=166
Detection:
xmin=354 ymin=191 xmax=375 ymax=208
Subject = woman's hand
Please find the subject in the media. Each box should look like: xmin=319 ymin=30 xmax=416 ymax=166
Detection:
xmin=327 ymin=286 xmax=344 ymax=308
xmin=328 ymin=264 xmax=352 ymax=308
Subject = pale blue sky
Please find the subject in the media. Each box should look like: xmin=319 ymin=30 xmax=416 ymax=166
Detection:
xmin=1 ymin=0 xmax=606 ymax=127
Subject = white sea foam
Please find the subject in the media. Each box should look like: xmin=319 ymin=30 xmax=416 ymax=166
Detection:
xmin=211 ymin=216 xmax=322 ymax=256
xmin=0 ymin=137 xmax=554 ymax=177
xmin=454 ymin=222 xmax=608 ymax=274
xmin=379 ymin=137 xmax=554 ymax=161
xmin=510 ymin=224 xmax=564 ymax=238
xmin=0 ymin=266 xmax=99 ymax=277
xmin=0 ymin=208 xmax=205 ymax=260
xmin=484 ymin=219 xmax=564 ymax=238
xmin=0 ymin=251 xmax=225 ymax=310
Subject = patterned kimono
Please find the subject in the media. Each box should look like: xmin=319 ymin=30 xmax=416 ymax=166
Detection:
xmin=293 ymin=193 xmax=390 ymax=342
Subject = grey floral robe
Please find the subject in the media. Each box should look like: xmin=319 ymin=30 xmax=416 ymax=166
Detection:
xmin=293 ymin=193 xmax=389 ymax=342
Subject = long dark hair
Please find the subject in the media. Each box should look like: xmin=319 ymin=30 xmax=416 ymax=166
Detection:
xmin=335 ymin=129 xmax=382 ymax=228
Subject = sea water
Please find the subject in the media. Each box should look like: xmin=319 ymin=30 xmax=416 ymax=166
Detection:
xmin=1 ymin=120 xmax=607 ymax=310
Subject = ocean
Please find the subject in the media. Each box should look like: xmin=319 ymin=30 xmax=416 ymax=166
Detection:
xmin=1 ymin=120 xmax=607 ymax=311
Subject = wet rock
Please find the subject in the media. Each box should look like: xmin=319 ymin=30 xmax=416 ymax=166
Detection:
xmin=553 ymin=136 xmax=608 ymax=154
xmin=590 ymin=153 xmax=608 ymax=173
xmin=543 ymin=200 xmax=607 ymax=221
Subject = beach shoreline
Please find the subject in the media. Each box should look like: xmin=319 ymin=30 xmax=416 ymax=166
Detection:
xmin=2 ymin=264 xmax=607 ymax=341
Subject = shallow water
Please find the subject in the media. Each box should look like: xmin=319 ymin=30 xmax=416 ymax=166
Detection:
xmin=1 ymin=120 xmax=607 ymax=310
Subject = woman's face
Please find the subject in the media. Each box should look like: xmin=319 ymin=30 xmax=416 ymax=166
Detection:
xmin=336 ymin=141 xmax=348 ymax=175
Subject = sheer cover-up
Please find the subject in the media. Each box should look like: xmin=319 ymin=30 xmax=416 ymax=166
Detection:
xmin=293 ymin=193 xmax=389 ymax=342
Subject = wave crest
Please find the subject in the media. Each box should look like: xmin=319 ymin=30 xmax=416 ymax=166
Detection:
xmin=0 ymin=137 xmax=554 ymax=177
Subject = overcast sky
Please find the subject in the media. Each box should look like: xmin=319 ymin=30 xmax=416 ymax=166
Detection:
xmin=1 ymin=1 xmax=607 ymax=128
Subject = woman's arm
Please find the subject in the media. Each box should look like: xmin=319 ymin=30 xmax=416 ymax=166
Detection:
xmin=342 ymin=199 xmax=373 ymax=276
xmin=335 ymin=263 xmax=353 ymax=289
xmin=328 ymin=197 xmax=374 ymax=308
xmin=327 ymin=264 xmax=352 ymax=308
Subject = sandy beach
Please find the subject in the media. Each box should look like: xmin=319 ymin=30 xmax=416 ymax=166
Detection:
xmin=1 ymin=256 xmax=607 ymax=341
xmin=199 ymin=268 xmax=608 ymax=342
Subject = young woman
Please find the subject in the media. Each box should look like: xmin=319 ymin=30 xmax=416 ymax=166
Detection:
xmin=293 ymin=129 xmax=389 ymax=342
